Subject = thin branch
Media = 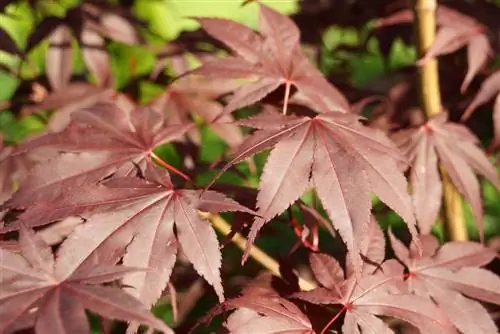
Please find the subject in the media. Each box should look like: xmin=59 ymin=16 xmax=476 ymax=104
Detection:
xmin=202 ymin=212 xmax=317 ymax=291
xmin=413 ymin=0 xmax=467 ymax=241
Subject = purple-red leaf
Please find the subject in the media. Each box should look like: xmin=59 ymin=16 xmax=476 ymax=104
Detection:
xmin=40 ymin=164 xmax=253 ymax=306
xmin=393 ymin=113 xmax=499 ymax=237
xmin=461 ymin=34 xmax=491 ymax=92
xmin=195 ymin=17 xmax=264 ymax=63
xmin=4 ymin=104 xmax=192 ymax=211
xmin=81 ymin=27 xmax=110 ymax=87
xmin=46 ymin=25 xmax=73 ymax=91
xmin=220 ymin=112 xmax=416 ymax=274
xmin=150 ymin=75 xmax=243 ymax=148
xmin=295 ymin=253 xmax=456 ymax=333
xmin=187 ymin=4 xmax=349 ymax=115
xmin=388 ymin=233 xmax=499 ymax=333
xmin=0 ymin=225 xmax=171 ymax=334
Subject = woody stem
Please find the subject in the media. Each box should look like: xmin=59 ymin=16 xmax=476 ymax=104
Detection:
xmin=201 ymin=212 xmax=317 ymax=291
xmin=414 ymin=0 xmax=467 ymax=241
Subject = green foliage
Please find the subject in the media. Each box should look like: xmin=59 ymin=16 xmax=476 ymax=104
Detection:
xmin=133 ymin=0 xmax=298 ymax=42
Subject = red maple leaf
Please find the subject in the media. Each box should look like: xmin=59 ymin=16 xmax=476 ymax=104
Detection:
xmin=33 ymin=163 xmax=255 ymax=310
xmin=21 ymin=82 xmax=116 ymax=132
xmin=150 ymin=73 xmax=244 ymax=148
xmin=377 ymin=5 xmax=492 ymax=92
xmin=3 ymin=102 xmax=193 ymax=209
xmin=26 ymin=2 xmax=142 ymax=88
xmin=185 ymin=3 xmax=350 ymax=117
xmin=392 ymin=112 xmax=499 ymax=237
xmin=210 ymin=108 xmax=417 ymax=272
xmin=389 ymin=231 xmax=500 ymax=334
xmin=293 ymin=252 xmax=457 ymax=334
xmin=0 ymin=224 xmax=172 ymax=334
xmin=195 ymin=274 xmax=314 ymax=334
xmin=461 ymin=69 xmax=500 ymax=150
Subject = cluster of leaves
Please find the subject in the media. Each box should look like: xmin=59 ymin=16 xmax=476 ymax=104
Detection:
xmin=1 ymin=0 xmax=500 ymax=333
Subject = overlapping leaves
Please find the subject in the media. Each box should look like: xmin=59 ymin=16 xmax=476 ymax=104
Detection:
xmin=392 ymin=113 xmax=499 ymax=236
xmin=389 ymin=231 xmax=500 ymax=334
xmin=215 ymin=108 xmax=417 ymax=272
xmin=150 ymin=73 xmax=244 ymax=148
xmin=187 ymin=3 xmax=349 ymax=116
xmin=0 ymin=224 xmax=171 ymax=334
xmin=2 ymin=102 xmax=192 ymax=210
xmin=293 ymin=252 xmax=456 ymax=334
xmin=377 ymin=5 xmax=491 ymax=92
xmin=16 ymin=163 xmax=253 ymax=309
xmin=28 ymin=2 xmax=142 ymax=87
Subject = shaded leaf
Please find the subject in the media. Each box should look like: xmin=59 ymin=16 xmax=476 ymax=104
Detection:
xmin=389 ymin=233 xmax=499 ymax=333
xmin=393 ymin=113 xmax=499 ymax=237
xmin=0 ymin=225 xmax=172 ymax=334
xmin=46 ymin=25 xmax=73 ymax=91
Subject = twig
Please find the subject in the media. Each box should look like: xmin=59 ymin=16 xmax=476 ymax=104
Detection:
xmin=413 ymin=0 xmax=467 ymax=241
xmin=203 ymin=212 xmax=317 ymax=291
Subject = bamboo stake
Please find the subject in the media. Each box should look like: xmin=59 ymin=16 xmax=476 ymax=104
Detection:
xmin=201 ymin=212 xmax=317 ymax=291
xmin=414 ymin=0 xmax=468 ymax=240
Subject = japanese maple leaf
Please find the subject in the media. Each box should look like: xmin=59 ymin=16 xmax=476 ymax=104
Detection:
xmin=213 ymin=108 xmax=417 ymax=272
xmin=392 ymin=112 xmax=499 ymax=236
xmin=3 ymin=102 xmax=192 ymax=209
xmin=223 ymin=295 xmax=314 ymax=334
xmin=49 ymin=163 xmax=255 ymax=309
xmin=21 ymin=82 xmax=115 ymax=132
xmin=150 ymin=74 xmax=244 ymax=148
xmin=26 ymin=2 xmax=142 ymax=87
xmin=388 ymin=231 xmax=500 ymax=334
xmin=293 ymin=253 xmax=457 ymax=334
xmin=186 ymin=3 xmax=349 ymax=116
xmin=461 ymin=69 xmax=500 ymax=150
xmin=0 ymin=224 xmax=172 ymax=334
xmin=377 ymin=6 xmax=491 ymax=92
xmin=198 ymin=276 xmax=313 ymax=334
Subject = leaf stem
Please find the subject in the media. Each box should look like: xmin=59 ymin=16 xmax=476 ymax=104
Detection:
xmin=413 ymin=0 xmax=467 ymax=241
xmin=150 ymin=151 xmax=191 ymax=181
xmin=282 ymin=81 xmax=291 ymax=115
xmin=202 ymin=212 xmax=317 ymax=291
xmin=320 ymin=305 xmax=348 ymax=334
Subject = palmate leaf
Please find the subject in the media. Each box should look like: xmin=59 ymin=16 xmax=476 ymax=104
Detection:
xmin=461 ymin=70 xmax=500 ymax=149
xmin=21 ymin=82 xmax=115 ymax=132
xmin=293 ymin=253 xmax=457 ymax=334
xmin=186 ymin=3 xmax=349 ymax=116
xmin=224 ymin=297 xmax=314 ymax=334
xmin=2 ymin=102 xmax=192 ymax=211
xmin=26 ymin=3 xmax=142 ymax=88
xmin=213 ymin=109 xmax=416 ymax=273
xmin=377 ymin=5 xmax=491 ymax=93
xmin=0 ymin=224 xmax=172 ymax=334
xmin=392 ymin=112 xmax=499 ymax=236
xmin=150 ymin=74 xmax=244 ymax=148
xmin=388 ymin=232 xmax=500 ymax=334
xmin=46 ymin=163 xmax=255 ymax=308
xmin=199 ymin=276 xmax=313 ymax=334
